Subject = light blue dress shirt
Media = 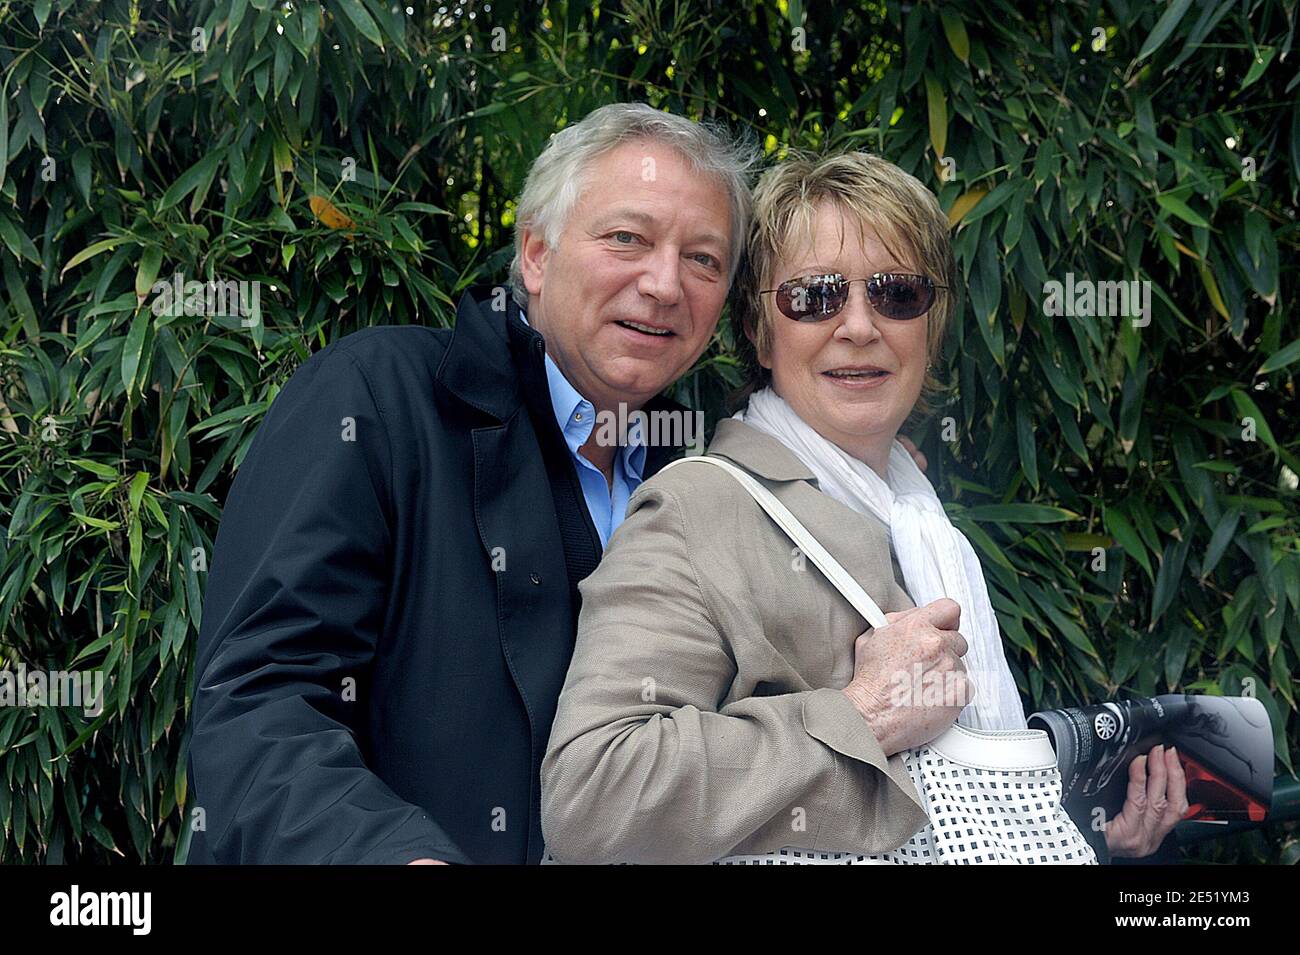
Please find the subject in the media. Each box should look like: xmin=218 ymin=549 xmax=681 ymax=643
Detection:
xmin=519 ymin=310 xmax=647 ymax=550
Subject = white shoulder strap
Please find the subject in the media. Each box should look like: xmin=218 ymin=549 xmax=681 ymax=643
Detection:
xmin=658 ymin=455 xmax=890 ymax=630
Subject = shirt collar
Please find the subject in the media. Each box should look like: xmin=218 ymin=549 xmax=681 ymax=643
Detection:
xmin=519 ymin=309 xmax=647 ymax=481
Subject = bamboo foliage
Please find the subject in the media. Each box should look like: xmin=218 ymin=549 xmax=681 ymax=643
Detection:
xmin=0 ymin=0 xmax=1296 ymax=863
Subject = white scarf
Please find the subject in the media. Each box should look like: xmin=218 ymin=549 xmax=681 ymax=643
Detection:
xmin=736 ymin=388 xmax=1027 ymax=731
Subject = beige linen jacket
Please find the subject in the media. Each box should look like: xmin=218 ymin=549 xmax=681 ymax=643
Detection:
xmin=540 ymin=417 xmax=932 ymax=865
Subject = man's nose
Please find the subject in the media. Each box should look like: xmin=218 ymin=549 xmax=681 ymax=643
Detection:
xmin=833 ymin=284 xmax=882 ymax=345
xmin=637 ymin=245 xmax=684 ymax=306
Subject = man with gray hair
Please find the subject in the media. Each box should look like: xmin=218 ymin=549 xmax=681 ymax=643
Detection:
xmin=185 ymin=103 xmax=756 ymax=864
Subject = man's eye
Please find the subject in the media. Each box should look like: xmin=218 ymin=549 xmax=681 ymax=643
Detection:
xmin=611 ymin=231 xmax=638 ymax=244
xmin=691 ymin=253 xmax=720 ymax=269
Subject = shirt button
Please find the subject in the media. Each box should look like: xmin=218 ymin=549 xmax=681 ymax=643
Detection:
xmin=574 ymin=413 xmax=583 ymax=422
xmin=529 ymin=572 xmax=541 ymax=585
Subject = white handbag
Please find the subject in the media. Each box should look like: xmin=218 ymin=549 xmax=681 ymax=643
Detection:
xmin=661 ymin=455 xmax=1098 ymax=865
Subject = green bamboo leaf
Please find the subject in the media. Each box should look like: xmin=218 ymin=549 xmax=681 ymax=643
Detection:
xmin=1258 ymin=338 xmax=1300 ymax=375
xmin=186 ymin=544 xmax=204 ymax=631
xmin=3 ymin=252 xmax=37 ymax=336
xmin=158 ymin=151 xmax=221 ymax=211
xmin=1156 ymin=193 xmax=1209 ymax=228
xmin=60 ymin=236 xmax=132 ymax=277
xmin=1221 ymin=494 xmax=1285 ymax=513
xmin=1062 ymin=533 xmax=1112 ymax=551
xmin=465 ymin=101 xmax=508 ymax=120
xmin=135 ymin=246 xmax=163 ymax=302
xmin=1164 ymin=626 xmax=1192 ymax=689
xmin=961 ymin=179 xmax=1019 ymax=225
xmin=958 ymin=504 xmax=1079 ymax=523
xmin=1229 ymin=389 xmax=1278 ymax=451
xmin=1037 ymin=600 xmax=1099 ymax=657
xmin=951 ymin=518 xmax=1015 ymax=570
xmin=274 ymin=37 xmax=292 ymax=97
xmin=120 ymin=308 xmax=151 ymax=396
xmin=335 ymin=0 xmax=384 ymax=47
xmin=0 ymin=75 xmax=8 ymax=194
xmin=84 ymin=814 xmax=123 ymax=856
xmin=1199 ymin=262 xmax=1230 ymax=321
xmin=1137 ymin=0 xmax=1195 ymax=61
xmin=13 ymin=789 xmax=25 ymax=851
xmin=1016 ymin=402 xmax=1038 ymax=491
xmin=129 ymin=513 xmax=142 ymax=573
xmin=1104 ymin=509 xmax=1153 ymax=578
xmin=69 ymin=459 xmax=120 ymax=480
xmin=72 ymin=513 xmax=120 ymax=531
xmin=1246 ymin=515 xmax=1287 ymax=534
xmin=189 ymin=401 xmax=270 ymax=434
xmin=143 ymin=493 xmax=167 ymax=528
xmin=0 ymin=212 xmax=37 ymax=262
xmin=128 ymin=471 xmax=149 ymax=514
xmin=1240 ymin=46 xmax=1276 ymax=91
xmin=924 ymin=73 xmax=947 ymax=158
xmin=70 ymin=631 xmax=114 ymax=665
xmin=1151 ymin=538 xmax=1190 ymax=627
xmin=62 ymin=776 xmax=82 ymax=844
xmin=940 ymin=9 xmax=970 ymax=64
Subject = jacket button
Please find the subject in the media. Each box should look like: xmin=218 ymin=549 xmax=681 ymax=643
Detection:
xmin=529 ymin=572 xmax=541 ymax=585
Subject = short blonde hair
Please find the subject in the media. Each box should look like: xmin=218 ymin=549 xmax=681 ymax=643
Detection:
xmin=733 ymin=150 xmax=957 ymax=416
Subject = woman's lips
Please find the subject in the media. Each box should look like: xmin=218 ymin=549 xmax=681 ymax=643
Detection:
xmin=821 ymin=369 xmax=891 ymax=389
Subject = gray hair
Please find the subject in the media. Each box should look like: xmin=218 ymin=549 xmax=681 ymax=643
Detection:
xmin=509 ymin=102 xmax=757 ymax=308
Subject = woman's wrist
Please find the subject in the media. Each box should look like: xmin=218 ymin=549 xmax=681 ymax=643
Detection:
xmin=841 ymin=683 xmax=899 ymax=756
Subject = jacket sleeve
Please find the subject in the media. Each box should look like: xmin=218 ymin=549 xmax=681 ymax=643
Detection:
xmin=187 ymin=342 xmax=469 ymax=865
xmin=540 ymin=482 xmax=928 ymax=865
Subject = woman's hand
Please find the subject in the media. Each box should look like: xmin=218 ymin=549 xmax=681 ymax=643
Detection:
xmin=1103 ymin=744 xmax=1189 ymax=858
xmin=841 ymin=598 xmax=971 ymax=756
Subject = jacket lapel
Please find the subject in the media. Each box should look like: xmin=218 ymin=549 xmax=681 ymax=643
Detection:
xmin=470 ymin=420 xmax=574 ymax=743
xmin=435 ymin=289 xmax=527 ymax=420
xmin=438 ymin=291 xmax=575 ymax=803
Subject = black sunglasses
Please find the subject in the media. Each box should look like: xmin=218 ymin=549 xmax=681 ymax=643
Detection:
xmin=760 ymin=272 xmax=948 ymax=322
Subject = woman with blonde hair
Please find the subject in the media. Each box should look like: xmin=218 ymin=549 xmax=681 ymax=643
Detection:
xmin=540 ymin=150 xmax=1187 ymax=865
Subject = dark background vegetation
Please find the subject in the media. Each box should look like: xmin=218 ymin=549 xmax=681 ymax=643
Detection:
xmin=0 ymin=0 xmax=1297 ymax=863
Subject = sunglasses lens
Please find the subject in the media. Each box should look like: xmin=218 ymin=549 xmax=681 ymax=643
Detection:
xmin=868 ymin=275 xmax=934 ymax=320
xmin=777 ymin=277 xmax=847 ymax=321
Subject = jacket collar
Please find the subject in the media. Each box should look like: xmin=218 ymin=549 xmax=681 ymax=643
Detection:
xmin=436 ymin=287 xmax=538 ymax=421
xmin=434 ymin=286 xmax=689 ymax=475
xmin=707 ymin=416 xmax=819 ymax=484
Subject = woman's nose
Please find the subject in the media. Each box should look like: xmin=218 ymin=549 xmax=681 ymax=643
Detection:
xmin=833 ymin=284 xmax=882 ymax=345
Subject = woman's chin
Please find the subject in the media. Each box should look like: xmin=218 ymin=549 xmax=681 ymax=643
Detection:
xmin=812 ymin=416 xmax=901 ymax=454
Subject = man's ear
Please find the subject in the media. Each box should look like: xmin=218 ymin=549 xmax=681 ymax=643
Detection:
xmin=519 ymin=226 xmax=549 ymax=296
